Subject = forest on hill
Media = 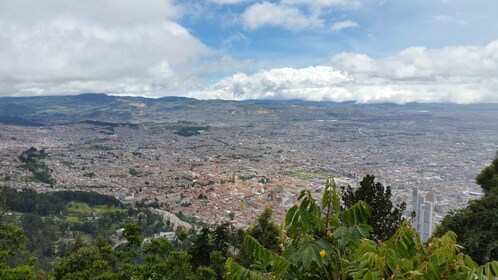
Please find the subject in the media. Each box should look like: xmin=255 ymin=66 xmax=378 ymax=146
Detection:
xmin=1 ymin=151 xmax=498 ymax=279
xmin=0 ymin=187 xmax=172 ymax=272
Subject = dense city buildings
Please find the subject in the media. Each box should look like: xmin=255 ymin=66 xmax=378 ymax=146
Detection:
xmin=1 ymin=96 xmax=498 ymax=228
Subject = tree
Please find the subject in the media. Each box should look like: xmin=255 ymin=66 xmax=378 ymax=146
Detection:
xmin=435 ymin=151 xmax=498 ymax=264
xmin=163 ymin=251 xmax=195 ymax=280
xmin=246 ymin=207 xmax=281 ymax=253
xmin=342 ymin=174 xmax=407 ymax=241
xmin=476 ymin=151 xmax=498 ymax=194
xmin=71 ymin=234 xmax=85 ymax=253
xmin=52 ymin=246 xmax=112 ymax=279
xmin=231 ymin=207 xmax=282 ymax=269
xmin=209 ymin=250 xmax=226 ymax=280
xmin=189 ymin=228 xmax=214 ymax=267
xmin=143 ymin=237 xmax=173 ymax=263
xmin=123 ymin=221 xmax=143 ymax=247
xmin=213 ymin=223 xmax=230 ymax=257
xmin=95 ymin=237 xmax=116 ymax=270
xmin=138 ymin=237 xmax=175 ymax=280
xmin=194 ymin=266 xmax=216 ymax=280
xmin=0 ymin=210 xmax=42 ymax=279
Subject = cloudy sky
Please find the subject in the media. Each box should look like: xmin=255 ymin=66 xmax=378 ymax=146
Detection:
xmin=1 ymin=0 xmax=498 ymax=103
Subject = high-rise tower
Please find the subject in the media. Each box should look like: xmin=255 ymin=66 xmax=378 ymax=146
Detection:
xmin=412 ymin=188 xmax=435 ymax=242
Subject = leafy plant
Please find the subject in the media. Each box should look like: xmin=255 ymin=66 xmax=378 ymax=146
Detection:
xmin=350 ymin=223 xmax=498 ymax=279
xmin=225 ymin=178 xmax=373 ymax=280
xmin=225 ymin=178 xmax=498 ymax=280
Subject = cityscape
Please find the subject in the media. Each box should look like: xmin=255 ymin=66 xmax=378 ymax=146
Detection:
xmin=1 ymin=0 xmax=498 ymax=277
xmin=1 ymin=95 xmax=497 ymax=236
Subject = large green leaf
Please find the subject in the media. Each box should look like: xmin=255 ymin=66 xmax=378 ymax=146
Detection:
xmin=239 ymin=235 xmax=291 ymax=279
xmin=340 ymin=200 xmax=372 ymax=226
xmin=285 ymin=238 xmax=334 ymax=273
xmin=225 ymin=258 xmax=269 ymax=280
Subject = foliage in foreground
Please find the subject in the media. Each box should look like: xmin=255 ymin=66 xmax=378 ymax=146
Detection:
xmin=225 ymin=179 xmax=498 ymax=280
xmin=0 ymin=221 xmax=44 ymax=279
xmin=47 ymin=221 xmax=232 ymax=280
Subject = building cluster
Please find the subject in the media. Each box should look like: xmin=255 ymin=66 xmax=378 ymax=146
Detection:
xmin=1 ymin=103 xmax=497 ymax=230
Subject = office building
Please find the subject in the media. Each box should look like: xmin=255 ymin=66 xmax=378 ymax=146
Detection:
xmin=412 ymin=188 xmax=435 ymax=242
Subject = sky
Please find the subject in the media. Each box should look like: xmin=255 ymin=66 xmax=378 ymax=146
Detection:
xmin=1 ymin=0 xmax=498 ymax=103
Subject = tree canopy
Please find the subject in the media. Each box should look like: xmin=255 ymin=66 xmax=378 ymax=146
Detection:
xmin=246 ymin=208 xmax=281 ymax=253
xmin=0 ymin=221 xmax=43 ymax=279
xmin=342 ymin=174 xmax=407 ymax=241
xmin=476 ymin=151 xmax=498 ymax=194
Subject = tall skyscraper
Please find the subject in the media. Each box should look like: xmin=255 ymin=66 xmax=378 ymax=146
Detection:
xmin=412 ymin=188 xmax=435 ymax=242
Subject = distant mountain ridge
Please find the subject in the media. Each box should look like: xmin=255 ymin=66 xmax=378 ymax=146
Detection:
xmin=1 ymin=93 xmax=497 ymax=126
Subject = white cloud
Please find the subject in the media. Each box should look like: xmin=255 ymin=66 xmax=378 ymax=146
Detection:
xmin=331 ymin=20 xmax=359 ymax=30
xmin=189 ymin=66 xmax=351 ymax=100
xmin=190 ymin=41 xmax=498 ymax=104
xmin=331 ymin=41 xmax=498 ymax=80
xmin=0 ymin=0 xmax=212 ymax=97
xmin=242 ymin=2 xmax=324 ymax=30
xmin=0 ymin=0 xmax=182 ymax=25
xmin=281 ymin=0 xmax=360 ymax=8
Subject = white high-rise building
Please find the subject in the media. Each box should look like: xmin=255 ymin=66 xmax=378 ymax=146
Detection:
xmin=412 ymin=188 xmax=435 ymax=242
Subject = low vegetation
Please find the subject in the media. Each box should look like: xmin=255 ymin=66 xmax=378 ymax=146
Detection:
xmin=149 ymin=121 xmax=209 ymax=137
xmin=18 ymin=147 xmax=55 ymax=185
xmin=0 ymin=187 xmax=170 ymax=271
